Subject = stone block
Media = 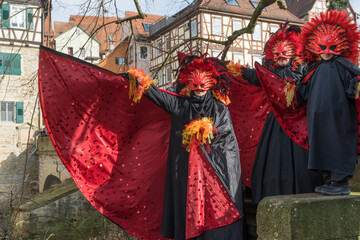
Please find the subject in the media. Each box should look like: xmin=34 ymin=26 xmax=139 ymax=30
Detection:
xmin=350 ymin=164 xmax=360 ymax=192
xmin=257 ymin=193 xmax=360 ymax=240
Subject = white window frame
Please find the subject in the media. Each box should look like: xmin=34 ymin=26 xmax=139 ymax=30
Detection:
xmin=1 ymin=101 xmax=14 ymax=122
xmin=139 ymin=46 xmax=148 ymax=60
xmin=115 ymin=57 xmax=126 ymax=65
xmin=156 ymin=39 xmax=162 ymax=56
xmin=212 ymin=17 xmax=222 ymax=36
xmin=212 ymin=50 xmax=221 ymax=58
xmin=191 ymin=19 xmax=198 ymax=37
xmin=158 ymin=69 xmax=163 ymax=85
xmin=252 ymin=55 xmax=262 ymax=67
xmin=270 ymin=25 xmax=279 ymax=33
xmin=164 ymin=36 xmax=170 ymax=51
xmin=253 ymin=24 xmax=262 ymax=41
xmin=165 ymin=66 xmax=171 ymax=84
xmin=233 ymin=53 xmax=244 ymax=64
xmin=80 ymin=48 xmax=86 ymax=58
xmin=233 ymin=20 xmax=242 ymax=32
xmin=11 ymin=6 xmax=26 ymax=29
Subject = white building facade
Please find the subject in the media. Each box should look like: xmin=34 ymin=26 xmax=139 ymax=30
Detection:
xmin=55 ymin=26 xmax=100 ymax=63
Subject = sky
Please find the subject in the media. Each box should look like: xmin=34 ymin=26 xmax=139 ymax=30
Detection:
xmin=52 ymin=0 xmax=360 ymax=23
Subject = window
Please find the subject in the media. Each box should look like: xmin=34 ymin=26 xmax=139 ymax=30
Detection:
xmin=191 ymin=19 xmax=198 ymax=37
xmin=225 ymin=0 xmax=239 ymax=6
xmin=165 ymin=36 xmax=170 ymax=51
xmin=0 ymin=52 xmax=21 ymax=75
xmin=270 ymin=25 xmax=279 ymax=33
xmin=80 ymin=48 xmax=85 ymax=58
xmin=150 ymin=46 xmax=153 ymax=59
xmin=129 ymin=46 xmax=134 ymax=62
xmin=157 ymin=39 xmax=162 ymax=56
xmin=250 ymin=1 xmax=267 ymax=11
xmin=253 ymin=55 xmax=262 ymax=66
xmin=143 ymin=23 xmax=151 ymax=32
xmin=68 ymin=47 xmax=73 ymax=56
xmin=158 ymin=69 xmax=163 ymax=85
xmin=316 ymin=1 xmax=325 ymax=8
xmin=139 ymin=46 xmax=148 ymax=60
xmin=233 ymin=53 xmax=244 ymax=64
xmin=233 ymin=20 xmax=242 ymax=32
xmin=1 ymin=102 xmax=14 ymax=122
xmin=115 ymin=57 xmax=126 ymax=65
xmin=253 ymin=24 xmax=261 ymax=41
xmin=212 ymin=17 xmax=222 ymax=36
xmin=11 ymin=6 xmax=25 ymax=29
xmin=0 ymin=4 xmax=10 ymax=27
xmin=212 ymin=50 xmax=221 ymax=58
xmin=165 ymin=66 xmax=171 ymax=84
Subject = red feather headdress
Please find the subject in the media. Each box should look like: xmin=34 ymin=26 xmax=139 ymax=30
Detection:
xmin=264 ymin=23 xmax=303 ymax=69
xmin=300 ymin=10 xmax=360 ymax=64
xmin=175 ymin=52 xmax=232 ymax=105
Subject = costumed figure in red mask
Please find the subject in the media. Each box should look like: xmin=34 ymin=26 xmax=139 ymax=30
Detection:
xmin=252 ymin=10 xmax=360 ymax=196
xmin=228 ymin=23 xmax=323 ymax=204
xmin=294 ymin=10 xmax=360 ymax=195
xmin=38 ymin=48 xmax=245 ymax=239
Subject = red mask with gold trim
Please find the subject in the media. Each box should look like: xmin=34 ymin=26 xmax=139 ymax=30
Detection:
xmin=187 ymin=69 xmax=216 ymax=91
xmin=272 ymin=40 xmax=295 ymax=61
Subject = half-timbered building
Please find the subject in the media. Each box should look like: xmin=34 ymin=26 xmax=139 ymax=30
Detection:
xmin=148 ymin=0 xmax=303 ymax=88
xmin=0 ymin=0 xmax=46 ymax=194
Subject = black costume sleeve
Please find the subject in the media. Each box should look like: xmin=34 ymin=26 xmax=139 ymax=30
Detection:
xmin=144 ymin=84 xmax=179 ymax=113
xmin=242 ymin=68 xmax=261 ymax=87
xmin=296 ymin=80 xmax=311 ymax=103
xmin=336 ymin=62 xmax=360 ymax=99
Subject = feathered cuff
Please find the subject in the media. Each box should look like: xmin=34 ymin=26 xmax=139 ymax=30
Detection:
xmin=285 ymin=78 xmax=296 ymax=107
xmin=227 ymin=61 xmax=245 ymax=77
xmin=212 ymin=89 xmax=231 ymax=105
xmin=127 ymin=67 xmax=154 ymax=103
xmin=182 ymin=117 xmax=217 ymax=153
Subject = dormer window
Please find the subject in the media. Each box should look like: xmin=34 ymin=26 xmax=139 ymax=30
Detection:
xmin=225 ymin=0 xmax=239 ymax=7
xmin=250 ymin=0 xmax=267 ymax=11
xmin=143 ymin=23 xmax=151 ymax=32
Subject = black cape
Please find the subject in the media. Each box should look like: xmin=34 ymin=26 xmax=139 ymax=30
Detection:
xmin=144 ymin=87 xmax=245 ymax=240
xmin=243 ymin=63 xmax=323 ymax=204
xmin=297 ymin=57 xmax=359 ymax=175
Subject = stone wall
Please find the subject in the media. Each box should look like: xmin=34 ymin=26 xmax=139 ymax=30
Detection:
xmin=0 ymin=45 xmax=42 ymax=196
xmin=37 ymin=136 xmax=71 ymax=192
xmin=257 ymin=193 xmax=360 ymax=240
xmin=17 ymin=181 xmax=136 ymax=240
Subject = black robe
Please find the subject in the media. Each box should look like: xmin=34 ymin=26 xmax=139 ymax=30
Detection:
xmin=297 ymin=57 xmax=359 ymax=175
xmin=243 ymin=63 xmax=323 ymax=204
xmin=145 ymin=87 xmax=245 ymax=240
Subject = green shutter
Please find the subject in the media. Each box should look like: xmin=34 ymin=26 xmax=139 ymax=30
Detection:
xmin=16 ymin=102 xmax=24 ymax=123
xmin=0 ymin=53 xmax=4 ymax=74
xmin=1 ymin=4 xmax=10 ymax=28
xmin=26 ymin=8 xmax=34 ymax=30
xmin=11 ymin=54 xmax=21 ymax=75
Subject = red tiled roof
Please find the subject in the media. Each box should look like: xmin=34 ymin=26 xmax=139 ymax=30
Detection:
xmin=98 ymin=40 xmax=129 ymax=73
xmin=125 ymin=11 xmax=163 ymax=38
xmin=199 ymin=0 xmax=302 ymax=23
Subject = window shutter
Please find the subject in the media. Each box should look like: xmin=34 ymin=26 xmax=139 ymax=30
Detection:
xmin=26 ymin=8 xmax=34 ymax=30
xmin=11 ymin=54 xmax=21 ymax=75
xmin=1 ymin=4 xmax=10 ymax=28
xmin=16 ymin=102 xmax=24 ymax=123
xmin=0 ymin=53 xmax=4 ymax=74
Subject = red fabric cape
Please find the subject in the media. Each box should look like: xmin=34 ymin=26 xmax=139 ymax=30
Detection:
xmin=255 ymin=62 xmax=360 ymax=152
xmin=38 ymin=47 xmax=245 ymax=239
xmin=228 ymin=74 xmax=270 ymax=188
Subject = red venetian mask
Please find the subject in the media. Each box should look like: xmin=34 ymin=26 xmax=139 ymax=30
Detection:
xmin=187 ymin=69 xmax=216 ymax=91
xmin=307 ymin=24 xmax=348 ymax=55
xmin=272 ymin=40 xmax=295 ymax=61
